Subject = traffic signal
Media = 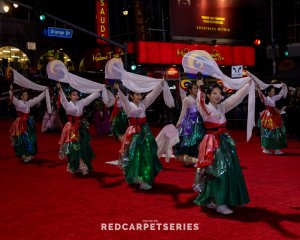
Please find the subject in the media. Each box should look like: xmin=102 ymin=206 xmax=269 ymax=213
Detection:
xmin=130 ymin=64 xmax=137 ymax=71
xmin=39 ymin=13 xmax=46 ymax=21
xmin=283 ymin=46 xmax=289 ymax=57
xmin=254 ymin=39 xmax=261 ymax=46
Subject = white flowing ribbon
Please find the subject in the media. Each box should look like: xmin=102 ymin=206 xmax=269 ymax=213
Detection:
xmin=182 ymin=50 xmax=287 ymax=141
xmin=46 ymin=60 xmax=109 ymax=104
xmin=10 ymin=68 xmax=51 ymax=114
xmin=105 ymin=58 xmax=175 ymax=108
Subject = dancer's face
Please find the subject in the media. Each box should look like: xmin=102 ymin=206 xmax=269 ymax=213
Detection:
xmin=70 ymin=91 xmax=79 ymax=102
xmin=208 ymin=87 xmax=222 ymax=105
xmin=21 ymin=92 xmax=28 ymax=101
xmin=130 ymin=93 xmax=142 ymax=103
xmin=268 ymin=88 xmax=275 ymax=97
xmin=190 ymin=85 xmax=198 ymax=97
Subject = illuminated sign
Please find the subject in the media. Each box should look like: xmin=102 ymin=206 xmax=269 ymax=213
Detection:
xmin=96 ymin=0 xmax=109 ymax=44
xmin=128 ymin=41 xmax=255 ymax=66
xmin=134 ymin=0 xmax=147 ymax=40
xmin=170 ymin=0 xmax=260 ymax=40
xmin=46 ymin=27 xmax=73 ymax=38
xmin=83 ymin=47 xmax=125 ymax=71
xmin=166 ymin=67 xmax=180 ymax=79
xmin=231 ymin=65 xmax=243 ymax=78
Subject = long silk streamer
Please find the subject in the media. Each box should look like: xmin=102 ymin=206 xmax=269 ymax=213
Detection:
xmin=182 ymin=50 xmax=287 ymax=141
xmin=10 ymin=68 xmax=52 ymax=114
xmin=105 ymin=58 xmax=175 ymax=108
xmin=46 ymin=60 xmax=109 ymax=104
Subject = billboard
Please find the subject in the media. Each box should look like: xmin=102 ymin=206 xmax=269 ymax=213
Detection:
xmin=170 ymin=0 xmax=258 ymax=41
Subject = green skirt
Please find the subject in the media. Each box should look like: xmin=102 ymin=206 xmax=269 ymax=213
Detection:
xmin=121 ymin=124 xmax=162 ymax=185
xmin=11 ymin=117 xmax=37 ymax=157
xmin=258 ymin=119 xmax=287 ymax=150
xmin=60 ymin=121 xmax=95 ymax=172
xmin=194 ymin=133 xmax=249 ymax=206
xmin=112 ymin=110 xmax=128 ymax=139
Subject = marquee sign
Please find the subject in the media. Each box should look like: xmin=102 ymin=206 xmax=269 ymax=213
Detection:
xmin=128 ymin=41 xmax=255 ymax=66
xmin=96 ymin=0 xmax=109 ymax=44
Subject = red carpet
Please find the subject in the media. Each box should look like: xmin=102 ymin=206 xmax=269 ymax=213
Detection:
xmin=0 ymin=119 xmax=300 ymax=240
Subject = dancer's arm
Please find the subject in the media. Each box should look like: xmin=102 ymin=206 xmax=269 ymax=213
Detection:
xmin=176 ymin=97 xmax=188 ymax=127
xmin=272 ymin=84 xmax=286 ymax=102
xmin=197 ymin=87 xmax=210 ymax=118
xmin=81 ymin=92 xmax=100 ymax=107
xmin=9 ymin=85 xmax=21 ymax=106
xmin=28 ymin=91 xmax=46 ymax=107
xmin=224 ymin=80 xmax=251 ymax=113
xmin=144 ymin=82 xmax=163 ymax=109
xmin=57 ymin=83 xmax=68 ymax=110
xmin=116 ymin=87 xmax=131 ymax=115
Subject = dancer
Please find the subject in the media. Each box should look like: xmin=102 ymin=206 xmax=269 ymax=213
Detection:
xmin=116 ymin=82 xmax=163 ymax=190
xmin=194 ymin=80 xmax=251 ymax=214
xmin=109 ymin=82 xmax=128 ymax=140
xmin=41 ymin=91 xmax=62 ymax=132
xmin=257 ymin=84 xmax=287 ymax=154
xmin=175 ymin=80 xmax=205 ymax=165
xmin=9 ymin=85 xmax=46 ymax=162
xmin=57 ymin=82 xmax=100 ymax=176
xmin=93 ymin=99 xmax=110 ymax=137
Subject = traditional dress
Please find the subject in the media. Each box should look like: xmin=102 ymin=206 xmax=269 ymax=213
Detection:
xmin=58 ymin=89 xmax=100 ymax=175
xmin=194 ymin=84 xmax=250 ymax=207
xmin=175 ymin=94 xmax=205 ymax=164
xmin=118 ymin=85 xmax=163 ymax=186
xmin=110 ymin=95 xmax=128 ymax=140
xmin=258 ymin=88 xmax=287 ymax=151
xmin=94 ymin=100 xmax=110 ymax=137
xmin=10 ymin=91 xmax=46 ymax=160
xmin=41 ymin=99 xmax=62 ymax=132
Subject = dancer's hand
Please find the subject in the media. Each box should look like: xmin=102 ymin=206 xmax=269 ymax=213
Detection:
xmin=114 ymin=82 xmax=120 ymax=90
xmin=114 ymin=82 xmax=119 ymax=90
xmin=176 ymin=123 xmax=180 ymax=128
xmin=196 ymin=79 xmax=204 ymax=87
xmin=56 ymin=82 xmax=62 ymax=90
xmin=161 ymin=77 xmax=165 ymax=86
xmin=9 ymin=84 xmax=13 ymax=90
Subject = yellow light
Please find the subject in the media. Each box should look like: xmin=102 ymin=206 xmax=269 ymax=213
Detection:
xmin=3 ymin=4 xmax=9 ymax=13
xmin=13 ymin=3 xmax=18 ymax=8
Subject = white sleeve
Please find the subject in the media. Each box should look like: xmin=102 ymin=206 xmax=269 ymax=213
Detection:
xmin=118 ymin=89 xmax=131 ymax=115
xmin=80 ymin=92 xmax=100 ymax=107
xmin=28 ymin=91 xmax=46 ymax=107
xmin=224 ymin=82 xmax=250 ymax=113
xmin=10 ymin=91 xmax=21 ymax=106
xmin=272 ymin=87 xmax=285 ymax=102
xmin=198 ymin=90 xmax=210 ymax=118
xmin=144 ymin=84 xmax=163 ymax=109
xmin=176 ymin=97 xmax=189 ymax=126
xmin=59 ymin=89 xmax=69 ymax=110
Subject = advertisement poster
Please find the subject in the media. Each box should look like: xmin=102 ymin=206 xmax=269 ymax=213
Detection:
xmin=170 ymin=0 xmax=259 ymax=40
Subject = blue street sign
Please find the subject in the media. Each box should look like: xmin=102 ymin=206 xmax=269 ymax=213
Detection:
xmin=47 ymin=27 xmax=73 ymax=38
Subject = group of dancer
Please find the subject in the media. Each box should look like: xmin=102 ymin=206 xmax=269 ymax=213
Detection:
xmin=8 ymin=52 xmax=288 ymax=215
